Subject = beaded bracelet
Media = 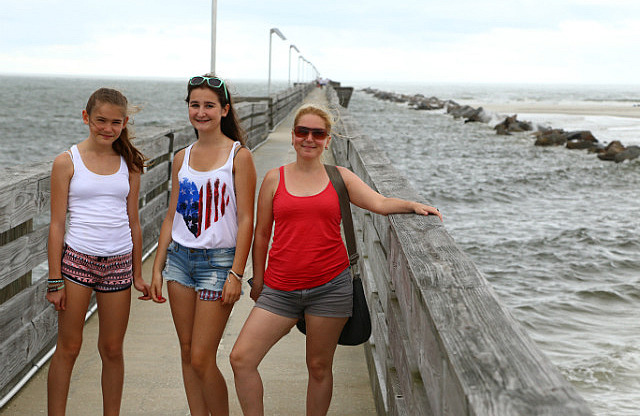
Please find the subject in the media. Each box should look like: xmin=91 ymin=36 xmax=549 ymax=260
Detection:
xmin=48 ymin=279 xmax=64 ymax=284
xmin=47 ymin=283 xmax=65 ymax=293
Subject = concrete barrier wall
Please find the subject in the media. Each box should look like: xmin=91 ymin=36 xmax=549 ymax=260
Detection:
xmin=326 ymin=87 xmax=594 ymax=416
xmin=0 ymin=82 xmax=313 ymax=404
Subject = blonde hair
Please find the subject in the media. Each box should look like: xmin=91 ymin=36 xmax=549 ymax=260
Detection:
xmin=293 ymin=104 xmax=334 ymax=132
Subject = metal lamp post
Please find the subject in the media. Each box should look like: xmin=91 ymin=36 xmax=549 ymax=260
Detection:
xmin=288 ymin=44 xmax=300 ymax=87
xmin=211 ymin=0 xmax=217 ymax=73
xmin=298 ymin=55 xmax=305 ymax=82
xmin=268 ymin=28 xmax=286 ymax=96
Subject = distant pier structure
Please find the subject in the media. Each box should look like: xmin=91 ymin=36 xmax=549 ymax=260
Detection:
xmin=0 ymin=82 xmax=593 ymax=415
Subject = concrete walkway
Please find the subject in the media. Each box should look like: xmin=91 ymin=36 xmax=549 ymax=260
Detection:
xmin=0 ymin=88 xmax=376 ymax=415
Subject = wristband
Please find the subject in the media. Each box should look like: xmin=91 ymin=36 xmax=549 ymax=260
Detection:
xmin=47 ymin=283 xmax=65 ymax=293
xmin=228 ymin=270 xmax=243 ymax=282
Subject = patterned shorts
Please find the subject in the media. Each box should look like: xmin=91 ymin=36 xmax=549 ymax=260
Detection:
xmin=61 ymin=245 xmax=133 ymax=292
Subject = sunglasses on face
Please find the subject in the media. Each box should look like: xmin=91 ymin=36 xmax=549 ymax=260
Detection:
xmin=189 ymin=76 xmax=228 ymax=101
xmin=293 ymin=126 xmax=328 ymax=140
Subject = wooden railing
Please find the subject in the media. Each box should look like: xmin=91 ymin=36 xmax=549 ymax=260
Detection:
xmin=326 ymin=87 xmax=594 ymax=415
xmin=0 ymin=82 xmax=313 ymax=404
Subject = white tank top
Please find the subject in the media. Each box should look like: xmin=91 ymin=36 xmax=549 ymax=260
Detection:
xmin=64 ymin=145 xmax=133 ymax=256
xmin=171 ymin=141 xmax=240 ymax=249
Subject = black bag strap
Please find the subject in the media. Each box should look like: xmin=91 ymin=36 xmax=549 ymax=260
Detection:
xmin=324 ymin=164 xmax=359 ymax=267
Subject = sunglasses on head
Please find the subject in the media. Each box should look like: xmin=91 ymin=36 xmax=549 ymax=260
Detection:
xmin=293 ymin=126 xmax=328 ymax=140
xmin=189 ymin=76 xmax=228 ymax=101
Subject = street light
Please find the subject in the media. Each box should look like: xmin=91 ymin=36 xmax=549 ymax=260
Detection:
xmin=288 ymin=44 xmax=300 ymax=87
xmin=298 ymin=55 xmax=305 ymax=82
xmin=268 ymin=28 xmax=286 ymax=96
xmin=211 ymin=0 xmax=217 ymax=73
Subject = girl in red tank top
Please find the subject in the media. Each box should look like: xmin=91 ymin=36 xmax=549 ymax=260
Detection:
xmin=231 ymin=103 xmax=442 ymax=416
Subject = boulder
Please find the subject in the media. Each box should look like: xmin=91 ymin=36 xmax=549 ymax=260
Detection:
xmin=565 ymin=130 xmax=598 ymax=150
xmin=494 ymin=115 xmax=533 ymax=135
xmin=597 ymin=141 xmax=626 ymax=161
xmin=411 ymin=96 xmax=445 ymax=110
xmin=533 ymin=129 xmax=567 ymax=146
xmin=464 ymin=107 xmax=490 ymax=123
xmin=565 ymin=131 xmax=597 ymax=142
xmin=614 ymin=145 xmax=640 ymax=163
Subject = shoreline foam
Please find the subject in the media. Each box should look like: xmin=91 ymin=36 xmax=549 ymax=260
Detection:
xmin=459 ymin=101 xmax=640 ymax=146
xmin=461 ymin=101 xmax=640 ymax=119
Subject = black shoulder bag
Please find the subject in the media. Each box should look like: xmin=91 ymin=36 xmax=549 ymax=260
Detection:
xmin=295 ymin=164 xmax=372 ymax=346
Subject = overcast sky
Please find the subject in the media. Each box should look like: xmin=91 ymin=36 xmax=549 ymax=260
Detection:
xmin=1 ymin=0 xmax=639 ymax=85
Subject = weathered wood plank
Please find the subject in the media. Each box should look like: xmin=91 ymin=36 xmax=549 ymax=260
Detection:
xmin=387 ymin=297 xmax=432 ymax=416
xmin=242 ymin=114 xmax=269 ymax=130
xmin=141 ymin=214 xmax=164 ymax=251
xmin=364 ymin=343 xmax=387 ymax=416
xmin=388 ymin=243 xmax=444 ymax=414
xmin=173 ymin=126 xmax=196 ymax=151
xmin=140 ymin=160 xmax=169 ymax=196
xmin=389 ymin=213 xmax=481 ymax=289
xmin=236 ymin=102 xmax=268 ymax=120
xmin=0 ymin=276 xmax=50 ymax=343
xmin=0 ymin=226 xmax=48 ymax=291
xmin=425 ymin=286 xmax=585 ymax=392
xmin=387 ymin=366 xmax=411 ymax=416
xmin=361 ymin=221 xmax=391 ymax=315
xmin=0 ymin=327 xmax=30 ymax=392
xmin=139 ymin=191 xmax=168 ymax=231
xmin=0 ymin=177 xmax=38 ymax=235
xmin=0 ymin=306 xmax=57 ymax=398
xmin=135 ymin=129 xmax=172 ymax=161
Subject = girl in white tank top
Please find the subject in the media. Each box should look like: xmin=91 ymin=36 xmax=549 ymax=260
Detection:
xmin=150 ymin=74 xmax=257 ymax=415
xmin=45 ymin=88 xmax=151 ymax=415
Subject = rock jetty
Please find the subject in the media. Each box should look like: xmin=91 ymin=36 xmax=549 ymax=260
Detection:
xmin=361 ymin=87 xmax=639 ymax=163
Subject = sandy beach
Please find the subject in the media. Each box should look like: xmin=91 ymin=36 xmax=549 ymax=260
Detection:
xmin=465 ymin=102 xmax=640 ymax=119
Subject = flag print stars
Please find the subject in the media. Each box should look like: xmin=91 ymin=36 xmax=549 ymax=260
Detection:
xmin=177 ymin=177 xmax=231 ymax=238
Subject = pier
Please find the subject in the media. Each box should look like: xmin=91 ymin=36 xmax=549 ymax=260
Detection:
xmin=0 ymin=84 xmax=593 ymax=415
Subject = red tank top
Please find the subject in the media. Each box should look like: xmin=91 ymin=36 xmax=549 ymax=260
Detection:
xmin=264 ymin=166 xmax=349 ymax=291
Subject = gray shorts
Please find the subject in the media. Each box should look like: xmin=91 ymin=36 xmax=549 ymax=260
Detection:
xmin=255 ymin=268 xmax=353 ymax=319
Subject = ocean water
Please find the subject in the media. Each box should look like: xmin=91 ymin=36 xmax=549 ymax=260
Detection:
xmin=346 ymin=86 xmax=640 ymax=416
xmin=2 ymin=76 xmax=639 ymax=415
xmin=0 ymin=74 xmax=286 ymax=166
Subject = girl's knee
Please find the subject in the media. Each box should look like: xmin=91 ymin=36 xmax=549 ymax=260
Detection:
xmin=306 ymin=358 xmax=332 ymax=381
xmin=55 ymin=339 xmax=83 ymax=362
xmin=98 ymin=340 xmax=124 ymax=362
xmin=179 ymin=342 xmax=193 ymax=364
xmin=190 ymin=347 xmax=215 ymax=377
xmin=230 ymin=347 xmax=257 ymax=374
xmin=229 ymin=348 xmax=242 ymax=372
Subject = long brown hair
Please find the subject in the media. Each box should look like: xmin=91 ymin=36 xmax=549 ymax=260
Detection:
xmin=85 ymin=88 xmax=147 ymax=173
xmin=185 ymin=74 xmax=246 ymax=145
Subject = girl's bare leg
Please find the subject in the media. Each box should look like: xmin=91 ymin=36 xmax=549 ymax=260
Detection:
xmin=190 ymin=296 xmax=234 ymax=415
xmin=47 ymin=281 xmax=93 ymax=416
xmin=304 ymin=315 xmax=348 ymax=416
xmin=96 ymin=288 xmax=132 ymax=416
xmin=230 ymin=308 xmax=297 ymax=416
xmin=167 ymin=282 xmax=208 ymax=416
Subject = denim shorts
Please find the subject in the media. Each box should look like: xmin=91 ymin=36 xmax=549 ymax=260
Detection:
xmin=255 ymin=267 xmax=353 ymax=319
xmin=163 ymin=241 xmax=235 ymax=297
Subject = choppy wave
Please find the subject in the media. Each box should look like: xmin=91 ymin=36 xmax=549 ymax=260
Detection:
xmin=348 ymin=90 xmax=640 ymax=416
xmin=0 ymin=75 xmax=285 ymax=166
